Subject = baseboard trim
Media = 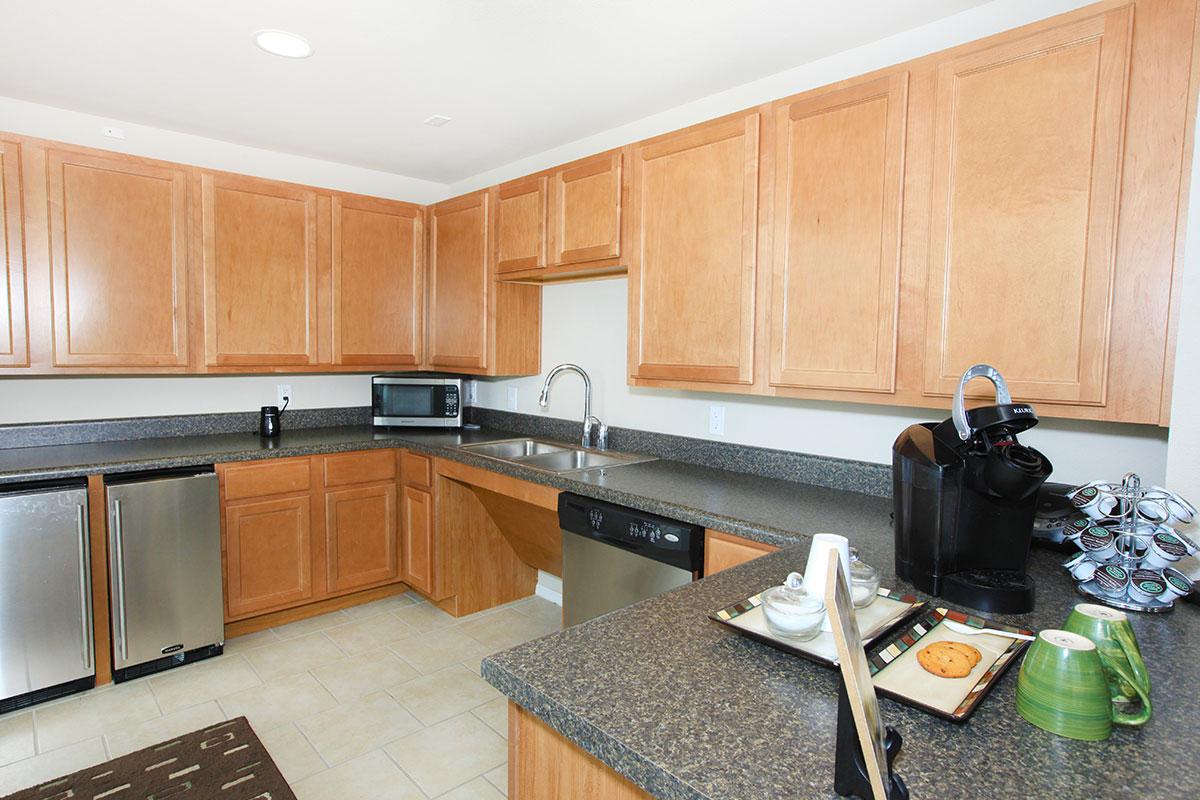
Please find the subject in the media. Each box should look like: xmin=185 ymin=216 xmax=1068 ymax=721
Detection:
xmin=224 ymin=582 xmax=411 ymax=638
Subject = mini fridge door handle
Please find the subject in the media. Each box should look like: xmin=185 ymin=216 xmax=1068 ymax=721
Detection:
xmin=111 ymin=499 xmax=128 ymax=662
xmin=75 ymin=504 xmax=93 ymax=671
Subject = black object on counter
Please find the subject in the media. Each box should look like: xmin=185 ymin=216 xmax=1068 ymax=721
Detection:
xmin=892 ymin=364 xmax=1052 ymax=614
xmin=834 ymin=683 xmax=908 ymax=800
xmin=259 ymin=405 xmax=283 ymax=438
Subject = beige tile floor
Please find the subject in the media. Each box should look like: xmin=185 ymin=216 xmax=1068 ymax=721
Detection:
xmin=0 ymin=592 xmax=562 ymax=799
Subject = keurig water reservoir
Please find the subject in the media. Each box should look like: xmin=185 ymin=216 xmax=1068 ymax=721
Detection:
xmin=892 ymin=364 xmax=1052 ymax=613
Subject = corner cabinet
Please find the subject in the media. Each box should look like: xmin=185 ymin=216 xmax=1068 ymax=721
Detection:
xmin=201 ymin=172 xmax=320 ymax=368
xmin=427 ymin=190 xmax=541 ymax=376
xmin=923 ymin=6 xmax=1132 ymax=407
xmin=769 ymin=72 xmax=907 ymax=394
xmin=331 ymin=194 xmax=424 ymax=367
xmin=46 ymin=148 xmax=190 ymax=368
xmin=0 ymin=138 xmax=28 ymax=367
xmin=627 ymin=112 xmax=763 ymax=385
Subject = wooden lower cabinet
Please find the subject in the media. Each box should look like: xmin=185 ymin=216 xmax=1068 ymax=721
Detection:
xmin=400 ymin=485 xmax=435 ymax=596
xmin=325 ymin=482 xmax=398 ymax=594
xmin=509 ymin=702 xmax=650 ymax=800
xmin=224 ymin=494 xmax=314 ymax=618
xmin=219 ymin=450 xmax=407 ymax=622
xmin=704 ymin=529 xmax=779 ymax=576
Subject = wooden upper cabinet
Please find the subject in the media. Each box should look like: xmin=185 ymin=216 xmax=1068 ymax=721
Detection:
xmin=628 ymin=113 xmax=761 ymax=384
xmin=46 ymin=149 xmax=188 ymax=367
xmin=924 ymin=7 xmax=1133 ymax=405
xmin=332 ymin=195 xmax=423 ymax=366
xmin=770 ymin=73 xmax=907 ymax=393
xmin=201 ymin=172 xmax=319 ymax=367
xmin=427 ymin=191 xmax=490 ymax=370
xmin=0 ymin=140 xmax=27 ymax=367
xmin=495 ymin=175 xmax=547 ymax=274
xmin=549 ymin=151 xmax=622 ymax=267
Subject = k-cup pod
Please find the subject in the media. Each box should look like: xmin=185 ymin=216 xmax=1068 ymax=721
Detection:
xmin=1062 ymin=516 xmax=1095 ymax=543
xmin=1064 ymin=552 xmax=1099 ymax=581
xmin=1161 ymin=567 xmax=1194 ymax=601
xmin=1144 ymin=531 xmax=1188 ymax=569
xmin=1079 ymin=526 xmax=1118 ymax=561
xmin=1128 ymin=574 xmax=1167 ymax=604
xmin=1173 ymin=531 xmax=1200 ymax=556
xmin=1149 ymin=486 xmax=1197 ymax=525
xmin=1093 ymin=564 xmax=1130 ymax=598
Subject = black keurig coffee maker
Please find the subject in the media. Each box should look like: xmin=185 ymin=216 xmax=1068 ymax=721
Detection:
xmin=893 ymin=364 xmax=1052 ymax=613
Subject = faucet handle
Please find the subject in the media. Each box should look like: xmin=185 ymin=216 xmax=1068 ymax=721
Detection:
xmin=596 ymin=421 xmax=609 ymax=451
xmin=584 ymin=415 xmax=608 ymax=450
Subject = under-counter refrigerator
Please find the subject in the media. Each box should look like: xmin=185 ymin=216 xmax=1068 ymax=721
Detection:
xmin=0 ymin=479 xmax=95 ymax=713
xmin=106 ymin=468 xmax=224 ymax=682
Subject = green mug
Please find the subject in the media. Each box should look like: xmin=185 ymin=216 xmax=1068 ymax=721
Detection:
xmin=1016 ymin=630 xmax=1151 ymax=741
xmin=1063 ymin=602 xmax=1152 ymax=710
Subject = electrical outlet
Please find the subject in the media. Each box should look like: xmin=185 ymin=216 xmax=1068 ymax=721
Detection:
xmin=277 ymin=384 xmax=292 ymax=409
xmin=465 ymin=380 xmax=478 ymax=405
xmin=102 ymin=126 xmax=126 ymax=140
xmin=507 ymin=386 xmax=519 ymax=411
xmin=708 ymin=405 xmax=726 ymax=436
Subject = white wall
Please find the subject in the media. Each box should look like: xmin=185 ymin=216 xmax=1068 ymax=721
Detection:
xmin=0 ymin=374 xmax=376 ymax=424
xmin=1166 ymin=106 xmax=1200 ymax=516
xmin=475 ymin=279 xmax=1169 ymax=487
xmin=0 ymin=96 xmax=449 ymax=204
xmin=469 ymin=0 xmax=1179 ymax=488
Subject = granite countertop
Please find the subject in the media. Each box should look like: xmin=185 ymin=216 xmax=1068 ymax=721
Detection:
xmin=0 ymin=424 xmax=853 ymax=548
xmin=483 ymin=530 xmax=1200 ymax=799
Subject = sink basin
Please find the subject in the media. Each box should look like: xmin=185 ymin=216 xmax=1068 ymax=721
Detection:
xmin=456 ymin=437 xmax=654 ymax=474
xmin=460 ymin=439 xmax=568 ymax=459
xmin=517 ymin=449 xmax=637 ymax=472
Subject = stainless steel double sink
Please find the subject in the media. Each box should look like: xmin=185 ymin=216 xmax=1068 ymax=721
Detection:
xmin=457 ymin=437 xmax=654 ymax=474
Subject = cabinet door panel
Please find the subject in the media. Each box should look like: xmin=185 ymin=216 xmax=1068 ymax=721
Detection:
xmin=770 ymin=73 xmax=907 ymax=392
xmin=47 ymin=150 xmax=188 ymax=367
xmin=550 ymin=152 xmax=621 ymax=266
xmin=629 ymin=114 xmax=760 ymax=384
xmin=0 ymin=140 xmax=27 ymax=367
xmin=332 ymin=195 xmax=422 ymax=366
xmin=496 ymin=176 xmax=547 ymax=274
xmin=703 ymin=530 xmax=779 ymax=576
xmin=224 ymin=495 xmax=313 ymax=618
xmin=401 ymin=485 xmax=434 ymax=596
xmin=428 ymin=192 xmax=489 ymax=370
xmin=202 ymin=173 xmax=318 ymax=367
xmin=325 ymin=483 xmax=398 ymax=594
xmin=925 ymin=8 xmax=1132 ymax=404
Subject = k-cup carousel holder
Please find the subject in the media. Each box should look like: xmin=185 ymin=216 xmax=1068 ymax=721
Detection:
xmin=1063 ymin=473 xmax=1197 ymax=613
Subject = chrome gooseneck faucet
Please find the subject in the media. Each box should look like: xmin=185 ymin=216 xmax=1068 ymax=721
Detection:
xmin=537 ymin=363 xmax=608 ymax=450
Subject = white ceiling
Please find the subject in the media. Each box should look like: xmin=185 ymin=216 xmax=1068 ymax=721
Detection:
xmin=0 ymin=0 xmax=988 ymax=183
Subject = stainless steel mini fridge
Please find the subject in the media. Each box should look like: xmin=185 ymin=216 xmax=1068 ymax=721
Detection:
xmin=106 ymin=468 xmax=224 ymax=682
xmin=0 ymin=480 xmax=95 ymax=713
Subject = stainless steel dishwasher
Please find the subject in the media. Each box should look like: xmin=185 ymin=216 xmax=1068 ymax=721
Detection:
xmin=106 ymin=467 xmax=224 ymax=682
xmin=0 ymin=479 xmax=95 ymax=713
xmin=559 ymin=493 xmax=704 ymax=627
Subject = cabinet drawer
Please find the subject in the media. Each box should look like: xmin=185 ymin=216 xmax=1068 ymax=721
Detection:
xmin=323 ymin=450 xmax=397 ymax=488
xmin=401 ymin=451 xmax=432 ymax=488
xmin=222 ymin=458 xmax=311 ymax=501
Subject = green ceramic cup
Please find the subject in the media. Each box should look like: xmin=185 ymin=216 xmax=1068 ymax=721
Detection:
xmin=1016 ymin=630 xmax=1151 ymax=741
xmin=1063 ymin=602 xmax=1152 ymax=712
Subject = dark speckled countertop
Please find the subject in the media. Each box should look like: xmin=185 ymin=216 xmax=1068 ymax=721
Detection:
xmin=1 ymin=422 xmax=1195 ymax=797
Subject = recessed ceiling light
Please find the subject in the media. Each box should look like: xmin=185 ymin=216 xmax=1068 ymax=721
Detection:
xmin=254 ymin=29 xmax=313 ymax=59
xmin=423 ymin=115 xmax=452 ymax=127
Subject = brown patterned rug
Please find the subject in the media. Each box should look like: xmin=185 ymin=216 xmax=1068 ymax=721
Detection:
xmin=3 ymin=717 xmax=296 ymax=800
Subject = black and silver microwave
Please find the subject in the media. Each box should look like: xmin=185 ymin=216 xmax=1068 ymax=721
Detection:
xmin=372 ymin=375 xmax=462 ymax=428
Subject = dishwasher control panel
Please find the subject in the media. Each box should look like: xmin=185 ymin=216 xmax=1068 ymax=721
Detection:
xmin=559 ymin=493 xmax=703 ymax=572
